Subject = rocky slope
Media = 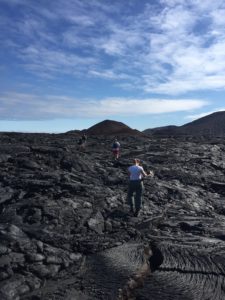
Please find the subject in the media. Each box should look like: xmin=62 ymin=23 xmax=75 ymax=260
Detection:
xmin=0 ymin=132 xmax=225 ymax=299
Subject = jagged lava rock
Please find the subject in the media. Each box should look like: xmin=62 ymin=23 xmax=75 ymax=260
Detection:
xmin=0 ymin=131 xmax=225 ymax=299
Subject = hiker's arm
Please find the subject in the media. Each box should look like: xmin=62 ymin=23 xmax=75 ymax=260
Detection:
xmin=142 ymin=169 xmax=154 ymax=177
xmin=148 ymin=170 xmax=154 ymax=177
xmin=141 ymin=168 xmax=148 ymax=177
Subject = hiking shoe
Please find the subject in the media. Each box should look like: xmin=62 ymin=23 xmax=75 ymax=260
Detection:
xmin=129 ymin=208 xmax=134 ymax=214
xmin=134 ymin=211 xmax=139 ymax=217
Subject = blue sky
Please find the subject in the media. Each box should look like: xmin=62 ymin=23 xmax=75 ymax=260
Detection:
xmin=1 ymin=0 xmax=225 ymax=132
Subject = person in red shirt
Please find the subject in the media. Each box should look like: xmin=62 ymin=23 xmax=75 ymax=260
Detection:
xmin=112 ymin=139 xmax=120 ymax=160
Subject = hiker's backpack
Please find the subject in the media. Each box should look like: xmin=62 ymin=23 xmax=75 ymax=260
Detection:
xmin=112 ymin=142 xmax=120 ymax=149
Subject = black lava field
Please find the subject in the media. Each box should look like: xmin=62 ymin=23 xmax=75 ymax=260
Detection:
xmin=1 ymin=131 xmax=225 ymax=300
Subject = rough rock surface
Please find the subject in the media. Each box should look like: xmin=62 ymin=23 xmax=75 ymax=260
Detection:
xmin=0 ymin=132 xmax=225 ymax=299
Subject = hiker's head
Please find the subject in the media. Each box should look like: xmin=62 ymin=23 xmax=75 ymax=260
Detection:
xmin=134 ymin=158 xmax=140 ymax=165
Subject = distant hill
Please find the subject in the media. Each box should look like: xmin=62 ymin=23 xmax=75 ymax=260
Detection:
xmin=64 ymin=129 xmax=81 ymax=135
xmin=180 ymin=111 xmax=225 ymax=136
xmin=143 ymin=125 xmax=179 ymax=136
xmin=84 ymin=120 xmax=142 ymax=136
xmin=143 ymin=111 xmax=225 ymax=136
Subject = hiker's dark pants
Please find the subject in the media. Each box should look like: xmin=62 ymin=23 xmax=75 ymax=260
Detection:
xmin=127 ymin=180 xmax=144 ymax=212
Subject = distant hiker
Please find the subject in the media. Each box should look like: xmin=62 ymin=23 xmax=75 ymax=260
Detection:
xmin=112 ymin=138 xmax=120 ymax=160
xmin=78 ymin=133 xmax=87 ymax=150
xmin=81 ymin=133 xmax=87 ymax=146
xmin=127 ymin=158 xmax=154 ymax=217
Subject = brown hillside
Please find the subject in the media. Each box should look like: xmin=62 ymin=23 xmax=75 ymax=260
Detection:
xmin=180 ymin=111 xmax=225 ymax=136
xmin=85 ymin=120 xmax=142 ymax=136
xmin=143 ymin=111 xmax=225 ymax=136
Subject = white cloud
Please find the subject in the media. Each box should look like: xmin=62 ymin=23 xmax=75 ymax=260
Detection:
xmin=186 ymin=108 xmax=225 ymax=120
xmin=2 ymin=0 xmax=225 ymax=95
xmin=91 ymin=98 xmax=207 ymax=116
xmin=88 ymin=69 xmax=131 ymax=80
xmin=137 ymin=1 xmax=225 ymax=94
xmin=0 ymin=93 xmax=208 ymax=120
xmin=18 ymin=46 xmax=97 ymax=77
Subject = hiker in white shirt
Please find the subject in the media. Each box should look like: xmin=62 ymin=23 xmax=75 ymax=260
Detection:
xmin=127 ymin=158 xmax=153 ymax=217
